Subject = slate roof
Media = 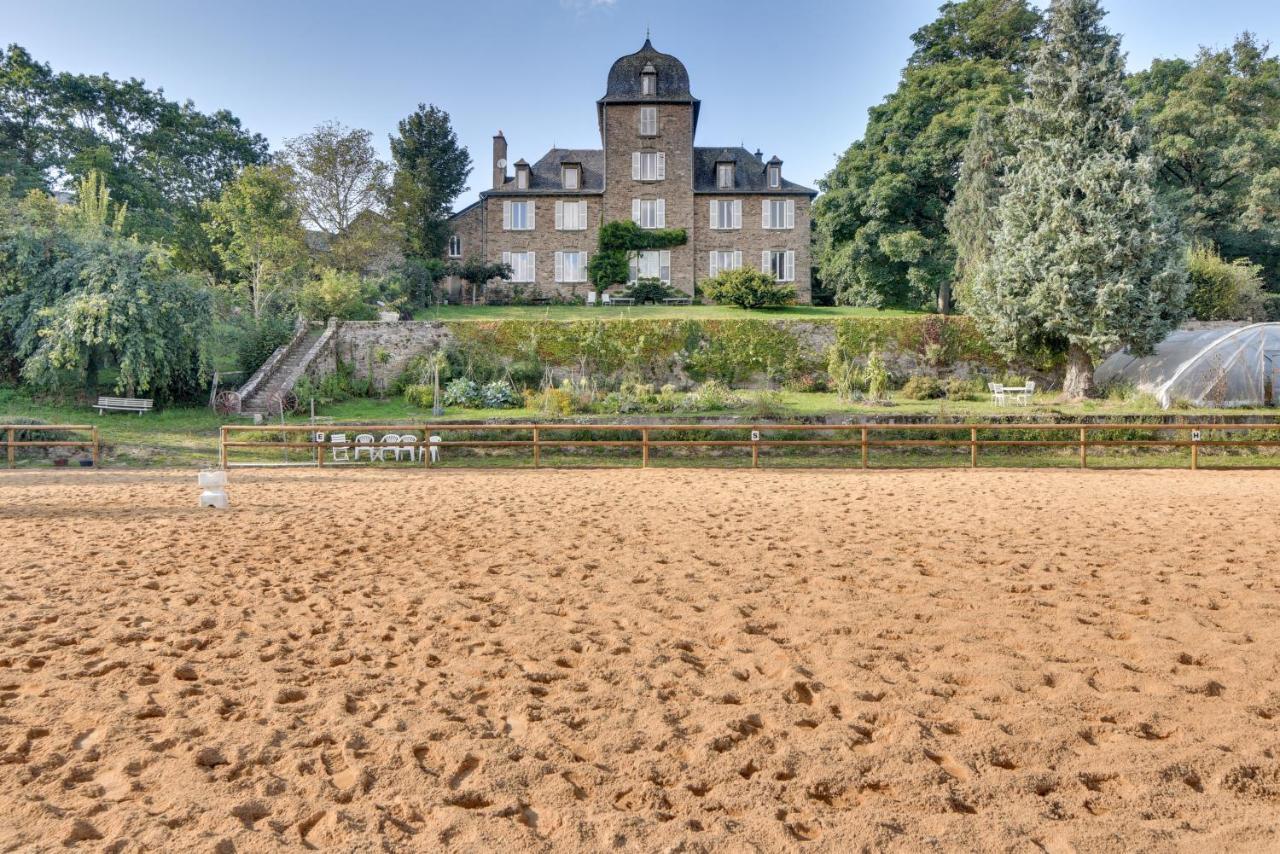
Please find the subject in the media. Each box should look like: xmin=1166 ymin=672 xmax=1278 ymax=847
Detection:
xmin=600 ymin=39 xmax=696 ymax=103
xmin=693 ymin=147 xmax=816 ymax=196
xmin=485 ymin=148 xmax=605 ymax=196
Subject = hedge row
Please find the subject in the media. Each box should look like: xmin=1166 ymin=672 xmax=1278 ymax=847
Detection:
xmin=443 ymin=316 xmax=1018 ymax=385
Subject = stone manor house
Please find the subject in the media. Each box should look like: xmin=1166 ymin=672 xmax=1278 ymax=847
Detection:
xmin=444 ymin=39 xmax=816 ymax=302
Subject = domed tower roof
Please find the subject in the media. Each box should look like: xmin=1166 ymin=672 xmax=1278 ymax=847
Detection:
xmin=599 ymin=38 xmax=700 ymax=131
xmin=601 ymin=38 xmax=696 ymax=102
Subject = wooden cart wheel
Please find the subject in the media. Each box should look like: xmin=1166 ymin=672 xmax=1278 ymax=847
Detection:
xmin=213 ymin=390 xmax=241 ymax=415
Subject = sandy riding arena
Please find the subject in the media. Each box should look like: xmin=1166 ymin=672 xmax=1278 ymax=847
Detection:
xmin=2 ymin=469 xmax=1279 ymax=852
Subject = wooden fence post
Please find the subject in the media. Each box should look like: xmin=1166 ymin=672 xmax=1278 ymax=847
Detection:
xmin=861 ymin=426 xmax=868 ymax=470
xmin=533 ymin=427 xmax=540 ymax=468
xmin=315 ymin=428 xmax=323 ymax=467
xmin=970 ymin=426 xmax=978 ymax=468
xmin=1190 ymin=436 xmax=1198 ymax=471
xmin=642 ymin=428 xmax=649 ymax=468
xmin=1079 ymin=426 xmax=1087 ymax=469
xmin=751 ymin=426 xmax=759 ymax=469
xmin=92 ymin=426 xmax=100 ymax=468
xmin=6 ymin=427 xmax=13 ymax=469
xmin=219 ymin=426 xmax=228 ymax=470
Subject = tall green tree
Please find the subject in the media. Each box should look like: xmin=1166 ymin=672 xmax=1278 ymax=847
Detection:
xmin=388 ymin=104 xmax=471 ymax=259
xmin=970 ymin=0 xmax=1186 ymax=398
xmin=814 ymin=0 xmax=1042 ymax=311
xmin=1130 ymin=34 xmax=1280 ymax=282
xmin=203 ymin=164 xmax=309 ymax=319
xmin=284 ymin=120 xmax=390 ymax=236
xmin=945 ymin=110 xmax=1005 ymax=310
xmin=0 ymin=45 xmax=58 ymax=196
xmin=0 ymin=174 xmax=212 ymax=399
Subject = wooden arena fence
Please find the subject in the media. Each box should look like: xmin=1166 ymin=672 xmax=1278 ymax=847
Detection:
xmin=219 ymin=422 xmax=1280 ymax=471
xmin=2 ymin=424 xmax=100 ymax=468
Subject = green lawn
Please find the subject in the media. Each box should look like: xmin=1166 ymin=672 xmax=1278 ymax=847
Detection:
xmin=413 ymin=304 xmax=920 ymax=321
xmin=3 ymin=386 xmax=1277 ymax=469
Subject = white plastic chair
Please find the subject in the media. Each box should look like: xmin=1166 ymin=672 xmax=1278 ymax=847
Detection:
xmin=1016 ymin=380 xmax=1036 ymax=406
xmin=988 ymin=383 xmax=1006 ymax=406
xmin=353 ymin=433 xmax=378 ymax=461
xmin=428 ymin=435 xmax=442 ymax=464
xmin=330 ymin=433 xmax=350 ymax=462
xmin=586 ymin=292 xmax=597 ymax=306
xmin=398 ymin=432 xmax=418 ymax=462
xmin=602 ymin=293 xmax=612 ymax=306
xmin=380 ymin=434 xmax=402 ymax=461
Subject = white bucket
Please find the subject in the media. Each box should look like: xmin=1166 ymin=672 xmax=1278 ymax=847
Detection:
xmin=198 ymin=470 xmax=228 ymax=509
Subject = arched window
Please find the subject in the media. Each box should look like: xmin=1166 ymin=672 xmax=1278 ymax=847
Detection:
xmin=448 ymin=235 xmax=461 ymax=257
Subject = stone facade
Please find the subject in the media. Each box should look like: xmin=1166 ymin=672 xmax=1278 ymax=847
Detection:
xmin=311 ymin=321 xmax=451 ymax=388
xmin=445 ymin=39 xmax=815 ymax=302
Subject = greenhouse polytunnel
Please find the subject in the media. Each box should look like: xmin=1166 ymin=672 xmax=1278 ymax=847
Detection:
xmin=1095 ymin=323 xmax=1280 ymax=409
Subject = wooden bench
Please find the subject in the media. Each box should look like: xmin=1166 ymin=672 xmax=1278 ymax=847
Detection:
xmin=95 ymin=396 xmax=153 ymax=415
xmin=662 ymin=297 xmax=693 ymax=306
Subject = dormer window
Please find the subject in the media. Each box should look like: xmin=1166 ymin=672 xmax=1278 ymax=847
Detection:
xmin=562 ymin=164 xmax=580 ymax=191
xmin=641 ymin=63 xmax=657 ymax=96
xmin=515 ymin=160 xmax=530 ymax=189
xmin=767 ymin=157 xmax=783 ymax=188
xmin=717 ymin=162 xmax=735 ymax=189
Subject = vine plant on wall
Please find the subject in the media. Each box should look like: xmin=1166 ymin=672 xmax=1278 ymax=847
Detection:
xmin=586 ymin=220 xmax=687 ymax=294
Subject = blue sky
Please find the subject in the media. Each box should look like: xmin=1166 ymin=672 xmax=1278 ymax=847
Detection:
xmin=6 ymin=0 xmax=1279 ymax=207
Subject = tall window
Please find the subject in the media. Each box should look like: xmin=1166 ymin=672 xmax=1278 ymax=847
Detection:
xmin=632 ymin=198 xmax=666 ymax=229
xmin=555 ymin=200 xmax=587 ymax=231
xmin=632 ymin=151 xmax=666 ymax=181
xmin=710 ymin=199 xmax=741 ymax=230
xmin=764 ymin=250 xmax=795 ymax=282
xmin=641 ymin=72 xmax=656 ymax=95
xmin=503 ymin=251 xmax=536 ymax=282
xmin=503 ymin=200 xmax=534 ymax=230
xmin=516 ymin=168 xmax=529 ymax=189
xmin=639 ymin=107 xmax=657 ymax=136
xmin=709 ymin=250 xmax=741 ymax=277
xmin=763 ymin=199 xmax=795 ymax=229
xmin=448 ymin=235 xmax=461 ymax=257
xmin=768 ymin=165 xmax=781 ymax=188
xmin=630 ymin=250 xmax=671 ymax=283
xmin=562 ymin=165 xmax=580 ymax=190
xmin=556 ymin=251 xmax=587 ymax=283
xmin=717 ymin=163 xmax=735 ymax=189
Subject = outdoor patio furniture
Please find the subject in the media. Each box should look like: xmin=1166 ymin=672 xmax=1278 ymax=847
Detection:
xmin=611 ymin=296 xmax=635 ymax=306
xmin=330 ymin=433 xmax=350 ymax=462
xmin=662 ymin=297 xmax=692 ymax=305
xmin=586 ymin=292 xmax=597 ymax=306
xmin=95 ymin=396 xmax=153 ymax=415
xmin=398 ymin=432 xmax=419 ymax=462
xmin=428 ymin=435 xmax=442 ymax=464
xmin=1008 ymin=381 xmax=1036 ymax=406
xmin=988 ymin=383 xmax=1007 ymax=406
xmin=380 ymin=434 xmax=404 ymax=461
xmin=353 ymin=433 xmax=379 ymax=461
xmin=601 ymin=293 xmax=612 ymax=306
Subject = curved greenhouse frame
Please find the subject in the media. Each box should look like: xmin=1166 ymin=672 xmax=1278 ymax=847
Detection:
xmin=1095 ymin=323 xmax=1280 ymax=409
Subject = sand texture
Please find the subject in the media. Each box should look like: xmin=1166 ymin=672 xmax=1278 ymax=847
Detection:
xmin=2 ymin=468 xmax=1279 ymax=852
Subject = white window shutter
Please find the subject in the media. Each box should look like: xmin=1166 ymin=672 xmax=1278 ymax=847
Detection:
xmin=657 ymin=152 xmax=666 ymax=180
xmin=632 ymin=152 xmax=640 ymax=180
xmin=762 ymin=201 xmax=771 ymax=229
xmin=527 ymin=202 xmax=535 ymax=230
xmin=528 ymin=251 xmax=535 ymax=281
xmin=733 ymin=250 xmax=742 ymax=270
xmin=577 ymin=201 xmax=587 ymax=229
xmin=629 ymin=254 xmax=638 ymax=282
xmin=709 ymin=200 xmax=718 ymax=230
xmin=554 ymin=251 xmax=564 ymax=282
xmin=762 ymin=250 xmax=771 ymax=273
xmin=503 ymin=201 xmax=511 ymax=230
xmin=656 ymin=198 xmax=665 ymax=227
xmin=732 ymin=200 xmax=742 ymax=229
xmin=554 ymin=201 xmax=563 ymax=230
xmin=709 ymin=251 xmax=719 ymax=277
xmin=785 ymin=250 xmax=795 ymax=281
xmin=786 ymin=200 xmax=795 ymax=229
xmin=632 ymin=198 xmax=641 ymax=224
xmin=660 ymin=250 xmax=670 ymax=281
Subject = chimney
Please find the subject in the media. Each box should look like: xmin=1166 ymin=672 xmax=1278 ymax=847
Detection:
xmin=754 ymin=148 xmax=763 ymax=160
xmin=493 ymin=131 xmax=508 ymax=190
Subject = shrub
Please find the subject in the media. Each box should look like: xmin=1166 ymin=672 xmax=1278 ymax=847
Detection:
xmin=237 ymin=314 xmax=294 ymax=375
xmin=702 ymin=269 xmax=796 ymax=309
xmin=1186 ymin=244 xmax=1268 ymax=321
xmin=524 ymin=385 xmax=574 ymax=416
xmin=479 ymin=380 xmax=520 ymax=409
xmin=298 ymin=269 xmax=377 ymax=320
xmin=944 ymin=377 xmax=983 ymax=401
xmin=826 ymin=346 xmax=860 ymax=402
xmin=625 ymin=277 xmax=674 ymax=304
xmin=402 ymin=384 xmax=435 ymax=409
xmin=901 ymin=375 xmax=945 ymax=400
xmin=682 ymin=379 xmax=742 ymax=411
xmin=442 ymin=377 xmax=481 ymax=407
xmin=864 ymin=351 xmax=890 ymax=401
xmin=744 ymin=389 xmax=787 ymax=419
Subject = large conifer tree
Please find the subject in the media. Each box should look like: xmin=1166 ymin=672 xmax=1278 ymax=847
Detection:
xmin=970 ymin=0 xmax=1185 ymax=397
xmin=946 ymin=111 xmax=1005 ymax=310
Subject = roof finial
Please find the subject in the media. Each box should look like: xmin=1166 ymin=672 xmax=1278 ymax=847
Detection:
xmin=646 ymin=24 xmax=650 ymax=40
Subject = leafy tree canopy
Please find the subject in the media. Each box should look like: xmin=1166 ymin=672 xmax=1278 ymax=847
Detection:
xmin=284 ymin=120 xmax=390 ymax=236
xmin=814 ymin=0 xmax=1042 ymax=311
xmin=388 ymin=104 xmax=471 ymax=260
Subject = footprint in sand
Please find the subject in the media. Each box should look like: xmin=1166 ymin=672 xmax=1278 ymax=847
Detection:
xmin=924 ymin=749 xmax=971 ymax=782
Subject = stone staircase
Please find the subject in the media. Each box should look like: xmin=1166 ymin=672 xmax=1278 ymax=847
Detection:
xmin=238 ymin=323 xmax=329 ymax=417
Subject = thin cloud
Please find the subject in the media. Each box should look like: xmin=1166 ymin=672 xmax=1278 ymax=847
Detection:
xmin=560 ymin=0 xmax=618 ymax=11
